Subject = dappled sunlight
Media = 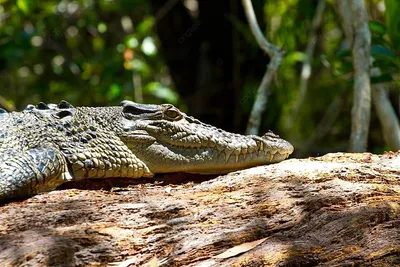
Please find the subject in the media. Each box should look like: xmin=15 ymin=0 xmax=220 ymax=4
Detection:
xmin=1 ymin=0 xmax=400 ymax=265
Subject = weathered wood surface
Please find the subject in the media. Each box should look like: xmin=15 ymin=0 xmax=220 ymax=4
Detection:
xmin=1 ymin=152 xmax=400 ymax=266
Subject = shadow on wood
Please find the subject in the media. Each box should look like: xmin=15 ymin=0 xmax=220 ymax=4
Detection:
xmin=0 ymin=152 xmax=399 ymax=266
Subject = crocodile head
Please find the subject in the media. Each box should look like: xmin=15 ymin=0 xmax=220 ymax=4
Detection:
xmin=118 ymin=100 xmax=294 ymax=174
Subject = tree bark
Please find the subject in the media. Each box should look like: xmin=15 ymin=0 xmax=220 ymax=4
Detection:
xmin=1 ymin=152 xmax=400 ymax=266
xmin=348 ymin=0 xmax=372 ymax=152
xmin=336 ymin=1 xmax=399 ymax=152
xmin=372 ymin=84 xmax=400 ymax=150
xmin=334 ymin=0 xmax=354 ymax=45
xmin=288 ymin=0 xmax=326 ymax=128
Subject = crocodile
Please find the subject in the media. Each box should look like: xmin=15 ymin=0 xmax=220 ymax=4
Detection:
xmin=0 ymin=100 xmax=294 ymax=201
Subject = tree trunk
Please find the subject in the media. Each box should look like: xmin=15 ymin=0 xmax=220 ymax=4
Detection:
xmin=242 ymin=0 xmax=284 ymax=136
xmin=1 ymin=152 xmax=400 ymax=266
xmin=150 ymin=0 xmax=267 ymax=133
xmin=372 ymin=84 xmax=400 ymax=150
xmin=150 ymin=0 xmax=237 ymax=132
xmin=348 ymin=0 xmax=372 ymax=152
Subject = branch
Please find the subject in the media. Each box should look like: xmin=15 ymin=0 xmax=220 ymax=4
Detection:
xmin=242 ymin=0 xmax=284 ymax=135
xmin=333 ymin=0 xmax=354 ymax=45
xmin=245 ymin=55 xmax=282 ymax=135
xmin=242 ymin=0 xmax=279 ymax=55
xmin=335 ymin=0 xmax=371 ymax=152
xmin=336 ymin=1 xmax=399 ymax=151
xmin=348 ymin=0 xmax=372 ymax=152
xmin=132 ymin=71 xmax=143 ymax=103
xmin=372 ymin=83 xmax=400 ymax=150
xmin=288 ymin=0 xmax=326 ymax=128
xmin=154 ymin=0 xmax=181 ymax=23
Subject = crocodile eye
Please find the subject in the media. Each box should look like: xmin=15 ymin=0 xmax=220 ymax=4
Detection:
xmin=165 ymin=108 xmax=181 ymax=120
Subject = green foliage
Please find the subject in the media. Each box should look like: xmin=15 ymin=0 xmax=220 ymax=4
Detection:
xmin=0 ymin=0 xmax=398 ymax=156
xmin=0 ymin=0 xmax=177 ymax=109
xmin=369 ymin=13 xmax=400 ymax=90
xmin=260 ymin=0 xmax=400 ymax=154
xmin=369 ymin=21 xmax=386 ymax=37
xmin=385 ymin=0 xmax=400 ymax=52
xmin=16 ymin=0 xmax=32 ymax=14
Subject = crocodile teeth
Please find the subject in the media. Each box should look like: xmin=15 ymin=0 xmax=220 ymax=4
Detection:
xmin=208 ymin=141 xmax=216 ymax=148
xmin=234 ymin=148 xmax=241 ymax=162
xmin=242 ymin=148 xmax=248 ymax=160
xmin=269 ymin=153 xmax=274 ymax=162
xmin=256 ymin=141 xmax=264 ymax=151
xmin=216 ymin=144 xmax=224 ymax=152
xmin=224 ymin=149 xmax=234 ymax=163
xmin=248 ymin=145 xmax=255 ymax=153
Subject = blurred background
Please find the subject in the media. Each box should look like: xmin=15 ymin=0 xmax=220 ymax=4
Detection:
xmin=0 ymin=0 xmax=398 ymax=157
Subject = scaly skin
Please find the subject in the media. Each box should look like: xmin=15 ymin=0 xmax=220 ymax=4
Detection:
xmin=0 ymin=100 xmax=294 ymax=201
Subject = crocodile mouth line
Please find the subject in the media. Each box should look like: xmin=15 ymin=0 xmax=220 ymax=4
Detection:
xmin=151 ymin=140 xmax=291 ymax=164
xmin=124 ymin=130 xmax=156 ymax=142
xmin=124 ymin=125 xmax=293 ymax=166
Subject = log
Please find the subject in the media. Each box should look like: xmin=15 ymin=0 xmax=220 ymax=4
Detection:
xmin=1 ymin=152 xmax=400 ymax=266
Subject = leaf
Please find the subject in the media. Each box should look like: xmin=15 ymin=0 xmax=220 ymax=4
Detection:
xmin=385 ymin=0 xmax=400 ymax=50
xmin=284 ymin=51 xmax=307 ymax=64
xmin=137 ymin=17 xmax=155 ymax=35
xmin=369 ymin=21 xmax=386 ymax=36
xmin=336 ymin=49 xmax=351 ymax=58
xmin=371 ymin=73 xmax=393 ymax=84
xmin=213 ymin=237 xmax=268 ymax=259
xmin=107 ymin=83 xmax=121 ymax=100
xmin=371 ymin=45 xmax=397 ymax=60
xmin=17 ymin=0 xmax=32 ymax=14
xmin=333 ymin=61 xmax=353 ymax=76
xmin=125 ymin=35 xmax=139 ymax=49
xmin=145 ymin=81 xmax=178 ymax=104
xmin=92 ymin=37 xmax=104 ymax=52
